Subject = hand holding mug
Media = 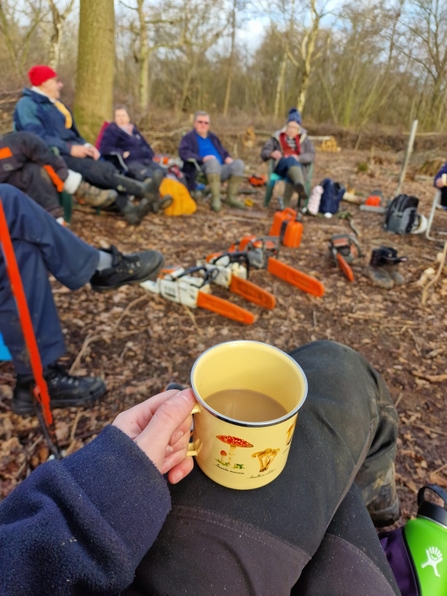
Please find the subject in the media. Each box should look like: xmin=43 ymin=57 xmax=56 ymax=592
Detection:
xmin=113 ymin=389 xmax=196 ymax=484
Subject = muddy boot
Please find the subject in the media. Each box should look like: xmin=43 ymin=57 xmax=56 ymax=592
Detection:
xmin=283 ymin=183 xmax=294 ymax=207
xmin=365 ymin=266 xmax=394 ymax=289
xmin=121 ymin=198 xmax=152 ymax=225
xmin=226 ymin=175 xmax=246 ymax=209
xmin=207 ymin=172 xmax=222 ymax=212
xmin=74 ymin=181 xmax=117 ymax=207
xmin=359 ymin=464 xmax=400 ymax=528
xmin=384 ymin=264 xmax=405 ymax=286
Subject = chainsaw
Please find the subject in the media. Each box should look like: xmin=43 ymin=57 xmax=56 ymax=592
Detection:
xmin=208 ymin=236 xmax=325 ymax=297
xmin=140 ymin=265 xmax=255 ymax=324
xmin=328 ymin=234 xmax=362 ymax=282
xmin=198 ymin=251 xmax=276 ymax=309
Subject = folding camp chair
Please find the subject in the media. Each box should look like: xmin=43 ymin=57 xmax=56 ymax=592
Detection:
xmin=426 ymin=190 xmax=447 ymax=241
xmin=264 ymin=160 xmax=314 ymax=208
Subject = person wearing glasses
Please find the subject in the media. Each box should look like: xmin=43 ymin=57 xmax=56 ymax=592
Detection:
xmin=179 ymin=111 xmax=245 ymax=211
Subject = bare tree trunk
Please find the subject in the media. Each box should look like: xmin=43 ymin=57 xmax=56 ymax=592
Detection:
xmin=296 ymin=0 xmax=319 ymax=112
xmin=47 ymin=0 xmax=76 ymax=69
xmin=74 ymin=0 xmax=115 ymax=143
xmin=274 ymin=50 xmax=288 ymax=118
xmin=223 ymin=0 xmax=237 ymax=116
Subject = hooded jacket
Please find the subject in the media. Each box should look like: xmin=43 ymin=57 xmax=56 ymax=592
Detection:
xmin=99 ymin=122 xmax=155 ymax=164
xmin=260 ymin=126 xmax=315 ymax=165
xmin=14 ymin=88 xmax=86 ymax=156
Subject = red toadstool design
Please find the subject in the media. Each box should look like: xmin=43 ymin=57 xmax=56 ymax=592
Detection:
xmin=216 ymin=435 xmax=253 ymax=464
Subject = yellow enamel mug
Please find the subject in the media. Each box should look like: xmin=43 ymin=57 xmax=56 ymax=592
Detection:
xmin=189 ymin=341 xmax=308 ymax=489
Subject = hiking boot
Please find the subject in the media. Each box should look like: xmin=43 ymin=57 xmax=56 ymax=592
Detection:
xmin=361 ymin=465 xmax=401 ymax=528
xmin=12 ymin=363 xmax=106 ymax=416
xmin=384 ymin=265 xmax=405 ymax=286
xmin=90 ymin=245 xmax=164 ymax=292
xmin=365 ymin=266 xmax=394 ymax=289
xmin=207 ymin=172 xmax=222 ymax=212
xmin=74 ymin=181 xmax=117 ymax=207
xmin=226 ymin=175 xmax=246 ymax=209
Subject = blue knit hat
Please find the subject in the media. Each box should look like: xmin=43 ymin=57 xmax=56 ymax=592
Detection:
xmin=287 ymin=108 xmax=301 ymax=125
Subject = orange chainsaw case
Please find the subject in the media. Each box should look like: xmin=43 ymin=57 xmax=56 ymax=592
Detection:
xmin=269 ymin=208 xmax=303 ymax=248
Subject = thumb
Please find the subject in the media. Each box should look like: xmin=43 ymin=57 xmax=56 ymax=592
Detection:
xmin=135 ymin=389 xmax=196 ymax=470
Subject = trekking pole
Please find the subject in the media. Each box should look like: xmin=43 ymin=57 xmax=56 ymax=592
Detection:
xmin=0 ymin=199 xmax=61 ymax=459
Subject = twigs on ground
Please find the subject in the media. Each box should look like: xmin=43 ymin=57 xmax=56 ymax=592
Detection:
xmin=422 ymin=241 xmax=447 ymax=305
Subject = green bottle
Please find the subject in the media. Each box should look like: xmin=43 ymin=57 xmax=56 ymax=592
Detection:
xmin=404 ymin=484 xmax=447 ymax=595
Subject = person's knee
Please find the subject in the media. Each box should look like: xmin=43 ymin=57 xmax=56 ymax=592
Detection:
xmin=231 ymin=159 xmax=245 ymax=176
xmin=203 ymin=160 xmax=222 ymax=175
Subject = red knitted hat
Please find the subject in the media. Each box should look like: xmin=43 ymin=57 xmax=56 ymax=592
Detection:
xmin=28 ymin=65 xmax=58 ymax=86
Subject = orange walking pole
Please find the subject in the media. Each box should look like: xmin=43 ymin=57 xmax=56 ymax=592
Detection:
xmin=0 ymin=198 xmax=60 ymax=456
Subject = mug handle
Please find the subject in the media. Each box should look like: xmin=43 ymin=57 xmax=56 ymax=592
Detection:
xmin=187 ymin=403 xmax=200 ymax=457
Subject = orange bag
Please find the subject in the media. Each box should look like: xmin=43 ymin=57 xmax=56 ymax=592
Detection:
xmin=160 ymin=177 xmax=197 ymax=216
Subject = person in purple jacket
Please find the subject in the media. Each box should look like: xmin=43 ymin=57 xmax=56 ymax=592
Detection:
xmin=99 ymin=106 xmax=166 ymax=182
xmin=179 ymin=111 xmax=246 ymax=211
xmin=434 ymin=161 xmax=447 ymax=208
xmin=0 ymin=340 xmax=402 ymax=596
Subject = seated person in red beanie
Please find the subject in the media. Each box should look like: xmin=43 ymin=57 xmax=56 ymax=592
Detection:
xmin=13 ymin=65 xmax=168 ymax=225
xmin=0 ymin=130 xmax=117 ymax=219
xmin=99 ymin=106 xmax=166 ymax=182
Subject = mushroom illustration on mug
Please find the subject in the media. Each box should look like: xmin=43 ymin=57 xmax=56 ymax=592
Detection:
xmin=252 ymin=448 xmax=280 ymax=473
xmin=216 ymin=435 xmax=254 ymax=467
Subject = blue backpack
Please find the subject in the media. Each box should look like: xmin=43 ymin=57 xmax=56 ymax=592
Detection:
xmin=319 ymin=178 xmax=346 ymax=214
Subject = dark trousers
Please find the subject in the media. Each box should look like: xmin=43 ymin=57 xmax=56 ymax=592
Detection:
xmin=275 ymin=156 xmax=305 ymax=185
xmin=126 ymin=160 xmax=164 ymax=182
xmin=441 ymin=187 xmax=447 ymax=207
xmin=0 ymin=184 xmax=99 ymax=374
xmin=124 ymin=341 xmax=399 ymax=596
xmin=5 ymin=163 xmax=61 ymax=216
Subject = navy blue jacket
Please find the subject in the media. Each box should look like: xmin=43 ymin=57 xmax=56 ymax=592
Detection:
xmin=99 ymin=122 xmax=155 ymax=164
xmin=179 ymin=130 xmax=230 ymax=190
xmin=434 ymin=161 xmax=447 ymax=186
xmin=0 ymin=425 xmax=171 ymax=595
xmin=14 ymin=88 xmax=86 ymax=156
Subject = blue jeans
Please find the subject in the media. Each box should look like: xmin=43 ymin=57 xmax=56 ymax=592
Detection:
xmin=0 ymin=184 xmax=99 ymax=373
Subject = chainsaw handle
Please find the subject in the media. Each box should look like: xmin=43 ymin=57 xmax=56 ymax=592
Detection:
xmin=170 ymin=265 xmax=218 ymax=285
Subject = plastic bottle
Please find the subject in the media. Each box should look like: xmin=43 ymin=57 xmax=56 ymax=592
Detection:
xmin=307 ymin=185 xmax=323 ymax=215
xmin=404 ymin=484 xmax=447 ymax=595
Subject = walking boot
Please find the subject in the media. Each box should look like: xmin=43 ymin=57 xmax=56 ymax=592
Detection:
xmin=12 ymin=363 xmax=106 ymax=416
xmin=226 ymin=175 xmax=246 ymax=209
xmin=207 ymin=172 xmax=222 ymax=212
xmin=74 ymin=181 xmax=117 ymax=207
xmin=112 ymin=171 xmax=167 ymax=212
xmin=365 ymin=266 xmax=394 ymax=289
xmin=283 ymin=183 xmax=294 ymax=207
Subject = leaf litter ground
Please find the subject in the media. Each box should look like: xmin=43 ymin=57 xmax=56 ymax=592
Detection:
xmin=1 ymin=148 xmax=446 ymax=531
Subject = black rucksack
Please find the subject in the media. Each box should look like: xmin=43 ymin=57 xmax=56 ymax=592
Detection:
xmin=383 ymin=194 xmax=419 ymax=234
xmin=319 ymin=178 xmax=346 ymax=214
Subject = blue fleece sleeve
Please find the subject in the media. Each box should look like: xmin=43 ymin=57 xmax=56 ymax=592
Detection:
xmin=14 ymin=98 xmax=71 ymax=155
xmin=434 ymin=162 xmax=447 ymax=186
xmin=0 ymin=425 xmax=171 ymax=596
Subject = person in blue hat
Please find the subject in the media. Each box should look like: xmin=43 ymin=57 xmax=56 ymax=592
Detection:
xmin=261 ymin=108 xmax=315 ymax=206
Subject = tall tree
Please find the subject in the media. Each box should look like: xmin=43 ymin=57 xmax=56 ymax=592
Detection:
xmin=74 ymin=0 xmax=115 ymax=143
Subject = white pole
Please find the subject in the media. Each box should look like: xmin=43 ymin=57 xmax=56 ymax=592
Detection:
xmin=396 ymin=120 xmax=418 ymax=196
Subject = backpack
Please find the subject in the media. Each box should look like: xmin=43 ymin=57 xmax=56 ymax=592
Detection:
xmin=319 ymin=178 xmax=346 ymax=214
xmin=383 ymin=194 xmax=419 ymax=234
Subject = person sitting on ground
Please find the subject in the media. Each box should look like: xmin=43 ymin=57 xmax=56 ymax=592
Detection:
xmin=99 ymin=105 xmax=166 ymax=182
xmin=261 ymin=108 xmax=315 ymax=207
xmin=434 ymin=161 xmax=447 ymax=209
xmin=0 ymin=339 xmax=400 ymax=596
xmin=0 ymin=183 xmax=164 ymax=415
xmin=13 ymin=65 xmax=168 ymax=225
xmin=0 ymin=130 xmax=116 ymax=219
xmin=179 ymin=111 xmax=246 ymax=211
